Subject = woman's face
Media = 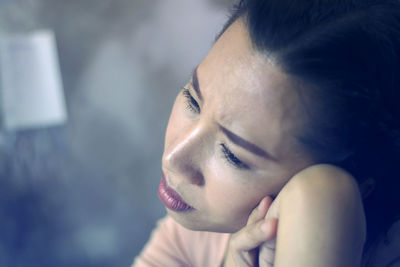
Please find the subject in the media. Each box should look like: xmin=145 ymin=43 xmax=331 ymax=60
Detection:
xmin=161 ymin=19 xmax=314 ymax=233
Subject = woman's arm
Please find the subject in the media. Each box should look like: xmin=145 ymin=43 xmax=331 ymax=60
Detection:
xmin=274 ymin=164 xmax=366 ymax=267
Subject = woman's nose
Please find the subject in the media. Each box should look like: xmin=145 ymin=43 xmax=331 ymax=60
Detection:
xmin=163 ymin=124 xmax=206 ymax=185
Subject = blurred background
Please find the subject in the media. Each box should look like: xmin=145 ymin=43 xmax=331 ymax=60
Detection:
xmin=0 ymin=0 xmax=234 ymax=266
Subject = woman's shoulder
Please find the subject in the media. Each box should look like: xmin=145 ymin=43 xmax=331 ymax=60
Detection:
xmin=270 ymin=164 xmax=367 ymax=266
xmin=281 ymin=164 xmax=365 ymax=233
xmin=278 ymin=164 xmax=364 ymax=212
xmin=283 ymin=164 xmax=360 ymax=197
xmin=271 ymin=164 xmax=364 ymax=217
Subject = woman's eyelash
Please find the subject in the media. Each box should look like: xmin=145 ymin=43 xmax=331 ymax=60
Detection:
xmin=182 ymin=88 xmax=200 ymax=113
xmin=220 ymin=143 xmax=250 ymax=170
xmin=181 ymin=88 xmax=248 ymax=170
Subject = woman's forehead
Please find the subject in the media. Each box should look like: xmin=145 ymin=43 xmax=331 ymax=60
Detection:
xmin=199 ymin=19 xmax=296 ymax=111
xmin=196 ymin=19 xmax=305 ymax=157
xmin=201 ymin=20 xmax=300 ymax=113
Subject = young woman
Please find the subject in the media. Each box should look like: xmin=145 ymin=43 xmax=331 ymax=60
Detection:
xmin=133 ymin=0 xmax=400 ymax=266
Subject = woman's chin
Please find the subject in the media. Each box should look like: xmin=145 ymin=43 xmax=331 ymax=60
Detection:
xmin=167 ymin=209 xmax=242 ymax=233
xmin=167 ymin=209 xmax=208 ymax=230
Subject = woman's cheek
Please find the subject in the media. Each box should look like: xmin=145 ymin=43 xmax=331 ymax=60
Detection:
xmin=204 ymin=157 xmax=260 ymax=222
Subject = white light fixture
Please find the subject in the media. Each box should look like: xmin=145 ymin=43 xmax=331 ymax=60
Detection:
xmin=0 ymin=30 xmax=67 ymax=131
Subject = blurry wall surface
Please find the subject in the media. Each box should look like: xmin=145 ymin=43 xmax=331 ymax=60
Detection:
xmin=0 ymin=0 xmax=233 ymax=266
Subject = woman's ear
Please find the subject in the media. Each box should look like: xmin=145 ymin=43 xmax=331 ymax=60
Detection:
xmin=360 ymin=178 xmax=376 ymax=199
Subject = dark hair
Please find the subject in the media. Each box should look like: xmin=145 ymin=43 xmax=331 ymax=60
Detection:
xmin=223 ymin=0 xmax=400 ymax=264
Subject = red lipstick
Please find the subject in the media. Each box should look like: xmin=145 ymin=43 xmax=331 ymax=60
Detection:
xmin=158 ymin=172 xmax=194 ymax=212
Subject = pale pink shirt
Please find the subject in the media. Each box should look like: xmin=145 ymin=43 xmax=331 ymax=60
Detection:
xmin=133 ymin=216 xmax=231 ymax=267
xmin=133 ymin=216 xmax=400 ymax=266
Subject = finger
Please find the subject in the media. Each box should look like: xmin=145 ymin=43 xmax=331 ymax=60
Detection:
xmin=258 ymin=219 xmax=278 ymax=266
xmin=259 ymin=250 xmax=275 ymax=267
xmin=228 ymin=217 xmax=278 ymax=267
xmin=246 ymin=196 xmax=273 ymax=226
xmin=261 ymin=218 xmax=278 ymax=250
xmin=231 ymin=217 xmax=277 ymax=252
xmin=259 ymin=244 xmax=276 ymax=266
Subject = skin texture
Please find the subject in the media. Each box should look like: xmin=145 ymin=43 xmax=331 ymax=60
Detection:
xmin=223 ymin=164 xmax=366 ymax=266
xmin=161 ymin=18 xmax=367 ymax=266
xmin=272 ymin=165 xmax=366 ymax=266
xmin=162 ymin=18 xmax=314 ymax=233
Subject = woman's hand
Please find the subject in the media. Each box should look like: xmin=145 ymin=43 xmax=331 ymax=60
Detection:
xmin=223 ymin=196 xmax=278 ymax=267
xmin=223 ymin=163 xmax=366 ymax=267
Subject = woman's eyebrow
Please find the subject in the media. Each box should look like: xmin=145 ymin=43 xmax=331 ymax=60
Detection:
xmin=191 ymin=66 xmax=203 ymax=101
xmin=219 ymin=125 xmax=278 ymax=161
xmin=192 ymin=65 xmax=276 ymax=161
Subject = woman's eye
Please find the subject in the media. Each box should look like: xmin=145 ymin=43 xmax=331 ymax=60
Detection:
xmin=182 ymin=88 xmax=200 ymax=113
xmin=220 ymin=143 xmax=250 ymax=170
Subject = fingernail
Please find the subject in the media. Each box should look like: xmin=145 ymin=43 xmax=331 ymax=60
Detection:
xmin=258 ymin=198 xmax=266 ymax=209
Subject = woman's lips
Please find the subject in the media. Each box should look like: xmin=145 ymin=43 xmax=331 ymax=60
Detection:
xmin=158 ymin=172 xmax=194 ymax=212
